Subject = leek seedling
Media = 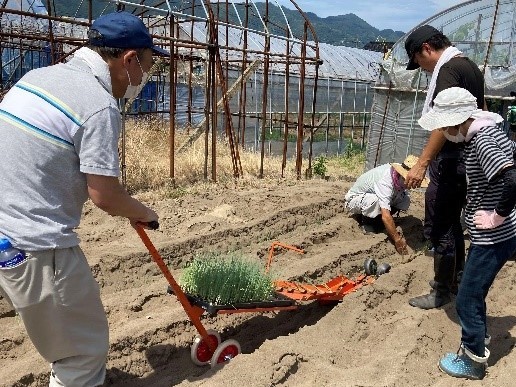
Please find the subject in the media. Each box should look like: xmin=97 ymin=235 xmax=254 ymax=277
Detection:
xmin=180 ymin=252 xmax=275 ymax=304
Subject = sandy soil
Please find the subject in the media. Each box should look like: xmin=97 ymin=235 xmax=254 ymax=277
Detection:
xmin=1 ymin=177 xmax=515 ymax=387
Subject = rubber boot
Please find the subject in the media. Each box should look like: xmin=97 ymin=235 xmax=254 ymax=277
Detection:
xmin=410 ymin=252 xmax=453 ymax=309
xmin=424 ymin=240 xmax=435 ymax=257
xmin=439 ymin=344 xmax=489 ymax=380
xmin=408 ymin=285 xmax=451 ymax=309
xmin=429 ymin=279 xmax=458 ymax=295
xmin=358 ymin=214 xmax=375 ymax=235
xmin=360 ymin=215 xmax=384 ymax=234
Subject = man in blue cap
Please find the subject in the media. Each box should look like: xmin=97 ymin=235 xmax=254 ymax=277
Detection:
xmin=0 ymin=11 xmax=168 ymax=386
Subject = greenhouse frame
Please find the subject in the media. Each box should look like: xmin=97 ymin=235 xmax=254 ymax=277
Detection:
xmin=1 ymin=0 xmax=383 ymax=182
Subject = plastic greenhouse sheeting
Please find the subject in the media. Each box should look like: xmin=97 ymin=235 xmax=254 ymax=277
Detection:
xmin=2 ymin=0 xmax=49 ymax=37
xmin=366 ymin=0 xmax=516 ymax=170
xmin=385 ymin=0 xmax=516 ymax=95
xmin=3 ymin=0 xmax=47 ymax=14
xmin=1 ymin=1 xmax=51 ymax=89
xmin=179 ymin=21 xmax=382 ymax=81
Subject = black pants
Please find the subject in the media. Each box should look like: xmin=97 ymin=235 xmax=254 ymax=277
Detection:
xmin=424 ymin=158 xmax=467 ymax=288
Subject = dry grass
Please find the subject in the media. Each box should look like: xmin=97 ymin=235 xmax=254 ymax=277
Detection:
xmin=328 ymin=147 xmax=366 ymax=178
xmin=121 ymin=116 xmax=365 ymax=199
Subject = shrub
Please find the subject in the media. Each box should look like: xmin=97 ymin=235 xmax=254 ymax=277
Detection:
xmin=313 ymin=156 xmax=328 ymax=177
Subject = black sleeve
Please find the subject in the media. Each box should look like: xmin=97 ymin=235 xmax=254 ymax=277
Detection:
xmin=495 ymin=166 xmax=516 ymax=217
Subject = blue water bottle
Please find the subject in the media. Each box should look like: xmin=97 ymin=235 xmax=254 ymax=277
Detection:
xmin=0 ymin=238 xmax=26 ymax=268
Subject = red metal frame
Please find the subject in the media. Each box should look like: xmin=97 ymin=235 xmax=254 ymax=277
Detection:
xmin=265 ymin=241 xmax=375 ymax=301
xmin=136 ymin=227 xmax=375 ymax=357
xmin=135 ymin=225 xmax=216 ymax=351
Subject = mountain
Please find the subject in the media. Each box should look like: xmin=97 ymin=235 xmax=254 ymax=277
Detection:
xmin=304 ymin=12 xmax=404 ymax=47
xmin=48 ymin=1 xmax=404 ymax=49
xmin=232 ymin=4 xmax=405 ymax=48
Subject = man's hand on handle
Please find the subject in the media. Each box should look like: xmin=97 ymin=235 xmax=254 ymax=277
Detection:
xmin=129 ymin=207 xmax=159 ymax=230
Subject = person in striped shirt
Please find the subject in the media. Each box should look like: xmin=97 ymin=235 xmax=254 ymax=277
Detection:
xmin=418 ymin=87 xmax=516 ymax=380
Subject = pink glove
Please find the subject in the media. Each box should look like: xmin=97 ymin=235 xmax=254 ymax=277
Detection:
xmin=473 ymin=210 xmax=506 ymax=229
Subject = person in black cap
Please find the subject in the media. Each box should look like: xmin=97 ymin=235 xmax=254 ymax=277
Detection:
xmin=402 ymin=25 xmax=486 ymax=309
xmin=0 ymin=11 xmax=168 ymax=386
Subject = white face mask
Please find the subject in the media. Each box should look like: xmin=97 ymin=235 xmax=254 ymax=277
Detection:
xmin=443 ymin=130 xmax=466 ymax=143
xmin=123 ymin=56 xmax=148 ymax=100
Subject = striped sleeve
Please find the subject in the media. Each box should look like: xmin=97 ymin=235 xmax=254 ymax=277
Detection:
xmin=475 ymin=129 xmax=513 ymax=182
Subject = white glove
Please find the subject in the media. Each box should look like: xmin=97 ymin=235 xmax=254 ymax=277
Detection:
xmin=473 ymin=210 xmax=506 ymax=229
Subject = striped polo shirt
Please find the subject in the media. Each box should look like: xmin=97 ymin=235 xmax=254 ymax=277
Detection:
xmin=0 ymin=52 xmax=121 ymax=250
xmin=464 ymin=125 xmax=516 ymax=244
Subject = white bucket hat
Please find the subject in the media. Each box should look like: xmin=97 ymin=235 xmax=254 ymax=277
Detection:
xmin=418 ymin=87 xmax=478 ymax=131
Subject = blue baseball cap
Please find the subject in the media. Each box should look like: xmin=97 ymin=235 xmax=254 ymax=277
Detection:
xmin=88 ymin=11 xmax=169 ymax=57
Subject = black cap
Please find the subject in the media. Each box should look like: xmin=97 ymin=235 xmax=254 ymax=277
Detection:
xmin=404 ymin=25 xmax=441 ymax=70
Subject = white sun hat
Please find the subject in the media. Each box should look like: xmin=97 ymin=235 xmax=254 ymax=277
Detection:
xmin=418 ymin=87 xmax=479 ymax=131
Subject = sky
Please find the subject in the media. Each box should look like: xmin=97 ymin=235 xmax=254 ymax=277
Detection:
xmin=272 ymin=0 xmax=467 ymax=32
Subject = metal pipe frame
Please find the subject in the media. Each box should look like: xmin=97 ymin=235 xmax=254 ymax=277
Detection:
xmin=1 ymin=0 xmax=323 ymax=182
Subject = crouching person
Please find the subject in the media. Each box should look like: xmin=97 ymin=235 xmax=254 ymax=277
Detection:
xmin=418 ymin=87 xmax=516 ymax=380
xmin=344 ymin=155 xmax=428 ymax=255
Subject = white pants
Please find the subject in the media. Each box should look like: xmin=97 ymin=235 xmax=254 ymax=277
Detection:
xmin=345 ymin=192 xmax=410 ymax=218
xmin=0 ymin=246 xmax=108 ymax=386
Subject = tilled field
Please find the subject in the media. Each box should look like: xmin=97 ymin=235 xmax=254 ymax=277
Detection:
xmin=2 ymin=179 xmax=515 ymax=387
